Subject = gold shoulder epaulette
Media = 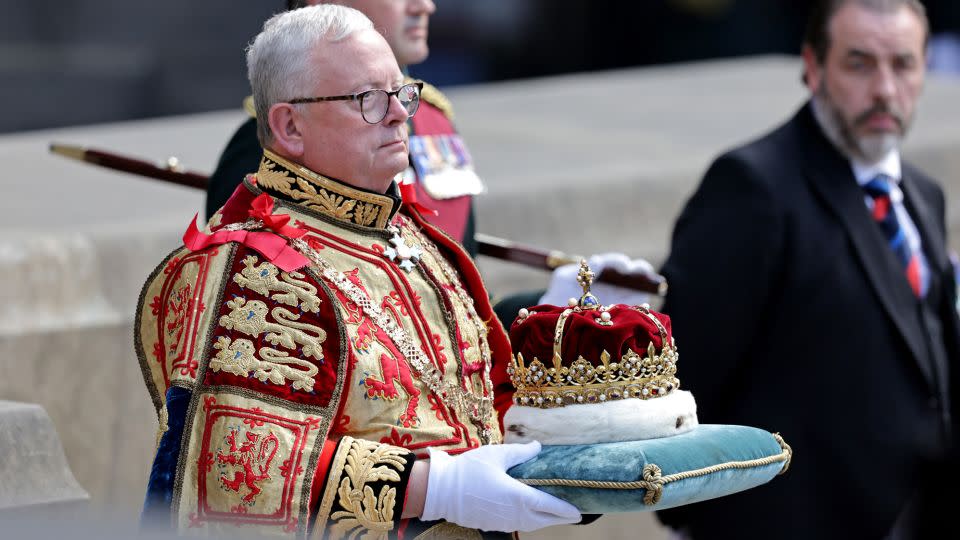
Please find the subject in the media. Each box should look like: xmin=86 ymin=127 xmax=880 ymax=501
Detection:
xmin=243 ymin=95 xmax=257 ymax=118
xmin=414 ymin=79 xmax=455 ymax=121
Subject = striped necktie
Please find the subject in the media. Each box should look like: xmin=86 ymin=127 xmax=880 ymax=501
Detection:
xmin=862 ymin=174 xmax=928 ymax=298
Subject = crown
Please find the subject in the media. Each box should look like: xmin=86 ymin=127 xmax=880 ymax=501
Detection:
xmin=507 ymin=260 xmax=681 ymax=409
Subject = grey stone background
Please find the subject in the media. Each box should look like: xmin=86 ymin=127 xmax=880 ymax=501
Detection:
xmin=0 ymin=0 xmax=538 ymax=133
xmin=0 ymin=1 xmax=276 ymax=133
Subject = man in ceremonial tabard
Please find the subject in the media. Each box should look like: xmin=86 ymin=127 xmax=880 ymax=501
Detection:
xmin=205 ymin=0 xmax=652 ymax=329
xmin=136 ymin=5 xmax=581 ymax=537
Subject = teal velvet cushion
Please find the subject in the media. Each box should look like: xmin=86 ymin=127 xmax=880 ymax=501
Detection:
xmin=507 ymin=424 xmax=791 ymax=513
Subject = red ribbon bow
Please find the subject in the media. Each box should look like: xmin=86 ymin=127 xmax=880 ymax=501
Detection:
xmin=249 ymin=193 xmax=307 ymax=239
xmin=182 ymin=193 xmax=310 ymax=272
xmin=399 ymin=182 xmax=439 ymax=216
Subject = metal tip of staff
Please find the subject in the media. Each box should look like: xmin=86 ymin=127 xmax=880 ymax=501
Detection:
xmin=49 ymin=143 xmax=86 ymax=161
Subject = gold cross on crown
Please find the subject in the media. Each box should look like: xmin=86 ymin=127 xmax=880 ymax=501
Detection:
xmin=576 ymin=259 xmax=600 ymax=310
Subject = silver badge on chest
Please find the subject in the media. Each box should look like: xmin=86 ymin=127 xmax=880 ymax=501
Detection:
xmin=383 ymin=225 xmax=422 ymax=272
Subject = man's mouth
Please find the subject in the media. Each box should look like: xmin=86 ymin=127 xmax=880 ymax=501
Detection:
xmin=404 ymin=20 xmax=428 ymax=39
xmin=862 ymin=113 xmax=899 ymax=131
xmin=856 ymin=107 xmax=902 ymax=132
xmin=381 ymin=139 xmax=405 ymax=149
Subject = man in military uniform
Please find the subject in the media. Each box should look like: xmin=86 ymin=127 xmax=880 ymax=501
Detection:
xmin=137 ymin=5 xmax=581 ymax=537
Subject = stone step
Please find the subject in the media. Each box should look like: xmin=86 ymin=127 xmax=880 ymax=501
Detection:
xmin=0 ymin=401 xmax=89 ymax=510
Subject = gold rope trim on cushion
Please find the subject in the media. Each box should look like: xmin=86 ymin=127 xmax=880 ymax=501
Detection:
xmin=772 ymin=433 xmax=792 ymax=474
xmin=519 ymin=432 xmax=792 ymax=506
xmin=413 ymin=523 xmax=483 ymax=540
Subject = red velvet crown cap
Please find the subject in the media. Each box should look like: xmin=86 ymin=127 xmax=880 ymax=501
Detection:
xmin=509 ymin=303 xmax=674 ymax=365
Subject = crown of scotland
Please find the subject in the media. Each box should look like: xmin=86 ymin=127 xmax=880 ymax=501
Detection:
xmin=507 ymin=260 xmax=681 ymax=409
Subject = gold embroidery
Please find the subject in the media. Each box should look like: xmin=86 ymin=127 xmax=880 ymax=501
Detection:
xmin=354 ymin=201 xmax=381 ymax=227
xmin=155 ymin=403 xmax=169 ymax=449
xmin=313 ymin=434 xmax=354 ymax=536
xmin=254 ymin=158 xmax=296 ymax=193
xmin=234 ymin=256 xmax=322 ymax=313
xmin=328 ymin=439 xmax=410 ymax=540
xmin=254 ymin=150 xmax=395 ymax=229
xmin=219 ymin=297 xmax=327 ymax=361
xmin=308 ymin=184 xmax=358 ymax=220
xmin=413 ymin=523 xmax=483 ymax=540
xmin=210 ymin=337 xmax=319 ymax=391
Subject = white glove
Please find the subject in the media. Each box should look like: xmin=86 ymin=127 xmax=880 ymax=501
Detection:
xmin=421 ymin=441 xmax=582 ymax=532
xmin=539 ymin=252 xmax=654 ymax=307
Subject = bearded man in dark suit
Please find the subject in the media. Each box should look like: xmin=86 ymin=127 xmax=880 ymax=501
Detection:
xmin=656 ymin=1 xmax=959 ymax=538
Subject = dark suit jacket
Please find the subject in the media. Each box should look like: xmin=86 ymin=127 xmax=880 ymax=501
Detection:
xmin=657 ymin=103 xmax=959 ymax=539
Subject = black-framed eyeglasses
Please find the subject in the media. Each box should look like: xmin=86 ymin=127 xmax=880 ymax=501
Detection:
xmin=288 ymin=81 xmax=423 ymax=124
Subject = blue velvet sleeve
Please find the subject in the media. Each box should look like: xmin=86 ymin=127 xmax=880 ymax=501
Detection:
xmin=140 ymin=386 xmax=193 ymax=529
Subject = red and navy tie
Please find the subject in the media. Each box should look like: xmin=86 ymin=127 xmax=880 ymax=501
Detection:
xmin=863 ymin=174 xmax=928 ymax=297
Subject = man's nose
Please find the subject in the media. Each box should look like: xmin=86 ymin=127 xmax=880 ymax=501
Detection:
xmin=382 ymin=95 xmax=409 ymax=126
xmin=871 ymin=64 xmax=897 ymax=101
xmin=409 ymin=0 xmax=436 ymax=16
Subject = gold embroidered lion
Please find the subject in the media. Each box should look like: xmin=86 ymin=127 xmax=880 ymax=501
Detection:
xmin=219 ymin=297 xmax=326 ymax=362
xmin=210 ymin=337 xmax=319 ymax=391
xmin=234 ymin=256 xmax=322 ymax=313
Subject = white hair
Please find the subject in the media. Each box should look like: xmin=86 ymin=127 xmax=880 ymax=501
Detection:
xmin=246 ymin=4 xmax=374 ymax=146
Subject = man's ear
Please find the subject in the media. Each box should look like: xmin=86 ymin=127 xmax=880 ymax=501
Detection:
xmin=801 ymin=44 xmax=822 ymax=93
xmin=267 ymin=102 xmax=305 ymax=158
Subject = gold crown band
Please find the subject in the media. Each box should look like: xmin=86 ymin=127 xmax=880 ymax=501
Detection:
xmin=507 ymin=339 xmax=680 ymax=409
xmin=553 ymin=308 xmax=574 ymax=359
xmin=635 ymin=304 xmax=669 ymax=341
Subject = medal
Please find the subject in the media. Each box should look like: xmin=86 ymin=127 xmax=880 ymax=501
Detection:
xmin=383 ymin=225 xmax=422 ymax=272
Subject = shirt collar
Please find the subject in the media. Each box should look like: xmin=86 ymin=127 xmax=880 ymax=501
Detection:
xmin=851 ymin=149 xmax=902 ymax=187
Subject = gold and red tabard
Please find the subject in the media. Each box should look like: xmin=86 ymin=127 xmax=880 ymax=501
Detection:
xmin=402 ymin=80 xmax=484 ymax=245
xmin=135 ymin=149 xmax=513 ymax=538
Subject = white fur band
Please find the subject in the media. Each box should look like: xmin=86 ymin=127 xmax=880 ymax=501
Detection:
xmin=502 ymin=390 xmax=698 ymax=445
